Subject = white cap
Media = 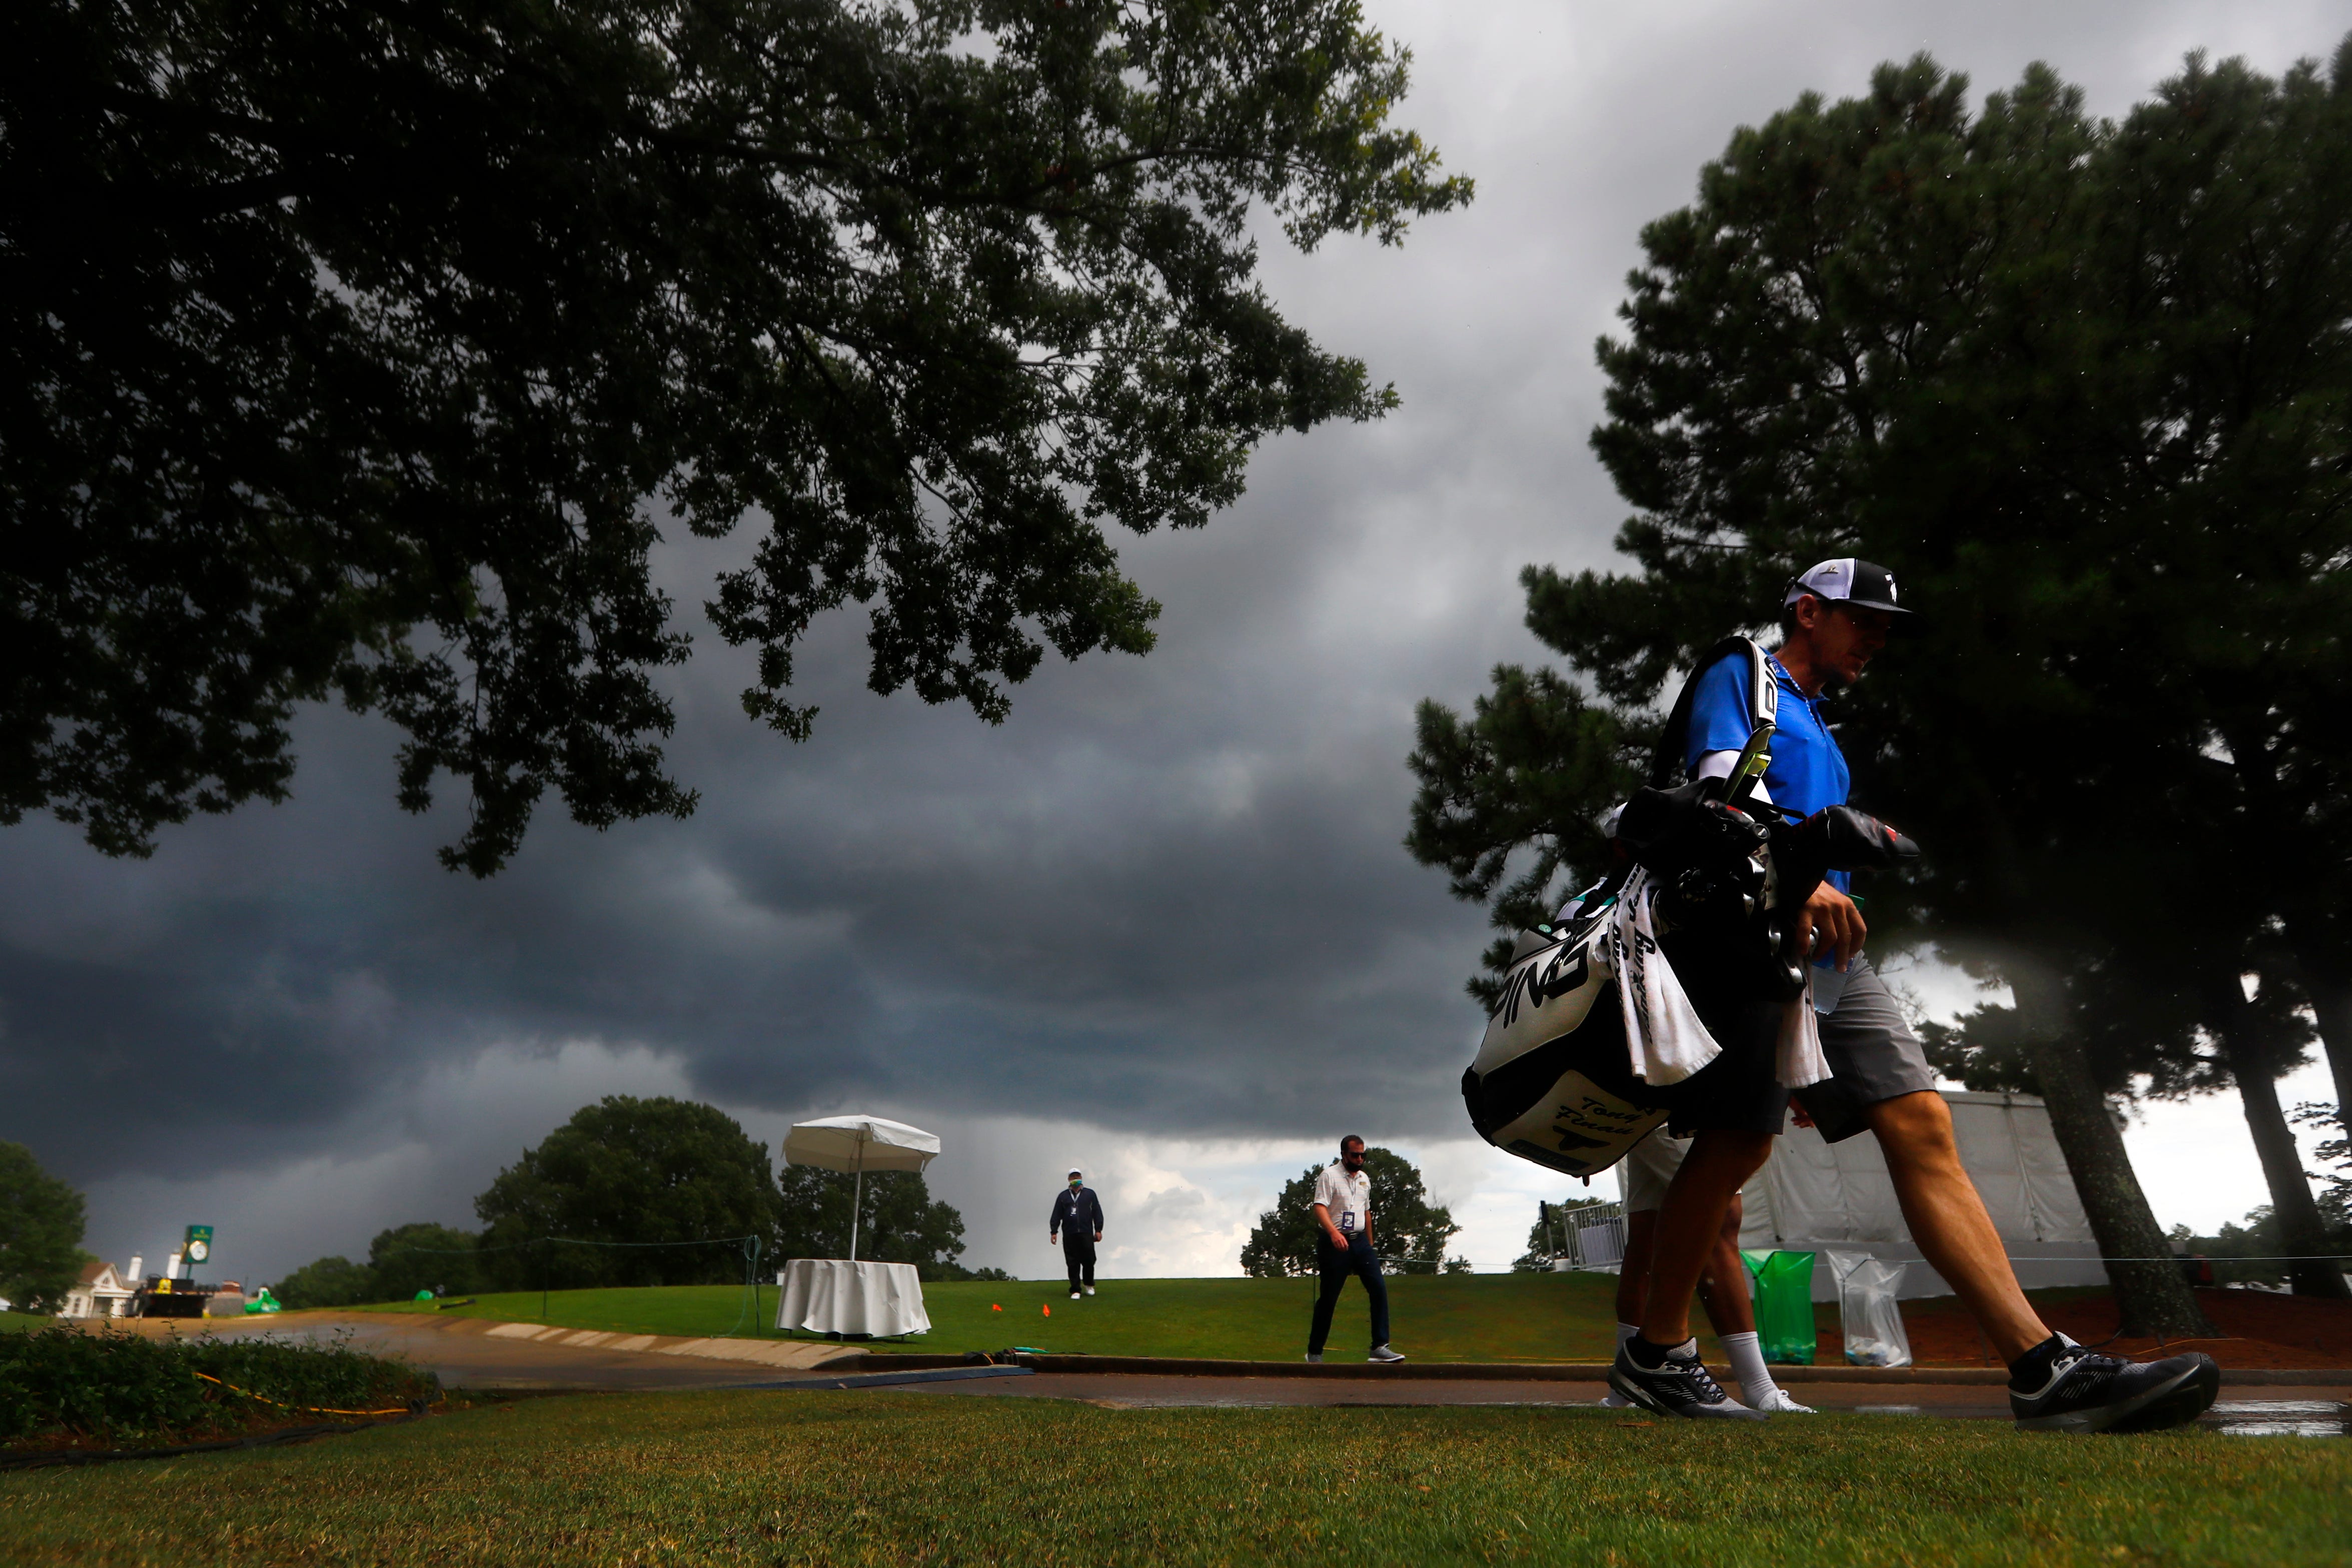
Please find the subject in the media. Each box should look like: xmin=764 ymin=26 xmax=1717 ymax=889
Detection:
xmin=1784 ymin=558 xmax=1911 ymax=617
xmin=1067 ymin=1167 xmax=1083 ymax=1178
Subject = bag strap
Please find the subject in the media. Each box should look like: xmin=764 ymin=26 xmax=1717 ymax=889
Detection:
xmin=1647 ymin=636 xmax=1779 ymax=788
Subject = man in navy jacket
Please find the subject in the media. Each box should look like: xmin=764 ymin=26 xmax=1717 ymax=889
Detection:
xmin=1049 ymin=1168 xmax=1105 ymax=1299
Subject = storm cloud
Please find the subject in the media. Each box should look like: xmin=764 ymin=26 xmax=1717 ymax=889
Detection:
xmin=10 ymin=0 xmax=2346 ymax=1282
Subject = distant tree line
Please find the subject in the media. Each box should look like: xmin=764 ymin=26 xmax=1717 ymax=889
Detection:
xmin=272 ymin=1096 xmax=1004 ymax=1309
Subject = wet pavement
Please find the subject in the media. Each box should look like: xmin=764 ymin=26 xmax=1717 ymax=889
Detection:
xmin=90 ymin=1316 xmax=2349 ymax=1432
xmin=902 ymin=1373 xmax=2350 ymax=1434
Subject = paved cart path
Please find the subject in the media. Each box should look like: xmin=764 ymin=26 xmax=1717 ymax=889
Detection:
xmin=72 ymin=1313 xmax=2351 ymax=1430
xmin=89 ymin=1310 xmax=860 ymax=1390
xmin=901 ymin=1372 xmax=2350 ymax=1433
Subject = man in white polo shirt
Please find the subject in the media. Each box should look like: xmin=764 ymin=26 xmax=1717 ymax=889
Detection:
xmin=1306 ymin=1136 xmax=1406 ymax=1364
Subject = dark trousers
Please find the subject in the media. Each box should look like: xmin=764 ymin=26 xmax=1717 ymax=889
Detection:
xmin=1062 ymin=1234 xmax=1096 ymax=1291
xmin=1308 ymin=1232 xmax=1389 ymax=1353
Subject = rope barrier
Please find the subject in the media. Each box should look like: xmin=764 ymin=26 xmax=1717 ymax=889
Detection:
xmin=192 ymin=1370 xmax=434 ymax=1418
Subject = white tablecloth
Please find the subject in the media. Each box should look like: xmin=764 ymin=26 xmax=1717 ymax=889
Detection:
xmin=776 ymin=1259 xmax=930 ymax=1337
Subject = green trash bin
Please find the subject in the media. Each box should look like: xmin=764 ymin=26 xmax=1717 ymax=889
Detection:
xmin=1741 ymin=1249 xmax=1817 ymax=1365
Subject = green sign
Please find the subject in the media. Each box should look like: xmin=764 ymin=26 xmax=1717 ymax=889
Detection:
xmin=183 ymin=1224 xmax=214 ymax=1266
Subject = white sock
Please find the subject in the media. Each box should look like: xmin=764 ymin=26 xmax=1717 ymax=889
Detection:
xmin=1603 ymin=1322 xmax=1641 ymax=1406
xmin=1721 ymin=1330 xmax=1775 ymax=1405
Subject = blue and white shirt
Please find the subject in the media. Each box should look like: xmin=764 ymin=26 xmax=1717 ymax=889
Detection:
xmin=1682 ymin=649 xmax=1853 ymax=893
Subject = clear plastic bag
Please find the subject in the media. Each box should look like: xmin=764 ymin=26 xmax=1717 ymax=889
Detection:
xmin=1825 ymin=1249 xmax=1912 ymax=1368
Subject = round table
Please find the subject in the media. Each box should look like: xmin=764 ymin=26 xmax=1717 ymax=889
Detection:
xmin=775 ymin=1258 xmax=930 ymax=1337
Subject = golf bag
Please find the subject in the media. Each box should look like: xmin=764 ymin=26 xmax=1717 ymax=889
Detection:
xmin=1460 ymin=637 xmax=1918 ymax=1179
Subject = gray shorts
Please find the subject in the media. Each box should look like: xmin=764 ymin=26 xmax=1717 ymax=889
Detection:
xmin=1799 ymin=955 xmax=1937 ymax=1143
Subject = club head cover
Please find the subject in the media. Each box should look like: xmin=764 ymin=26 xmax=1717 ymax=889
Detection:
xmin=1799 ymin=805 xmax=1920 ymax=870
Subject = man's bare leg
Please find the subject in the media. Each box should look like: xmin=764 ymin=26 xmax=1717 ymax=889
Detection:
xmin=1867 ymin=1090 xmax=2048 ymax=1363
xmin=1692 ymin=1208 xmax=1754 ymax=1336
xmin=1635 ymin=1131 xmax=1774 ymax=1348
xmin=1620 ymin=1204 xmax=1752 ymax=1334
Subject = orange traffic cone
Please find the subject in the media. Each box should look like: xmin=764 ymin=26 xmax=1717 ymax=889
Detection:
xmin=1043 ymin=1303 xmax=1052 ymax=1316
xmin=991 ymin=1303 xmax=1002 ymax=1312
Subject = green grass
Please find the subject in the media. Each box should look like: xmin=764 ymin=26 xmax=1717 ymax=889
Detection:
xmin=5 ymin=1390 xmax=2345 ymax=1566
xmin=0 ymin=1313 xmax=54 ymax=1336
xmin=352 ymin=1273 xmax=1643 ymax=1361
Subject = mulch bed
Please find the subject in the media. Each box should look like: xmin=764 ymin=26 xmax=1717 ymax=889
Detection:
xmin=1868 ymin=1286 xmax=2352 ymax=1369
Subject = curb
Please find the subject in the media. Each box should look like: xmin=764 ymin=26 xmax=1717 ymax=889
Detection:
xmin=466 ymin=1319 xmax=863 ymax=1372
xmin=745 ymin=1366 xmax=1038 ymax=1391
xmin=826 ymin=1352 xmax=2351 ymax=1387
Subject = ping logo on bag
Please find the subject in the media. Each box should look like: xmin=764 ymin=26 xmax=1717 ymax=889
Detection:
xmin=1461 ymin=911 xmax=1671 ymax=1178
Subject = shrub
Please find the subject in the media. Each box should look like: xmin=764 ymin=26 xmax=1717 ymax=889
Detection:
xmin=0 ymin=1327 xmax=438 ymax=1446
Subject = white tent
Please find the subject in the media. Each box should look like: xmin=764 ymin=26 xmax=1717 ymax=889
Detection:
xmin=781 ymin=1115 xmax=940 ymax=1262
xmin=1622 ymin=1091 xmax=2104 ymax=1299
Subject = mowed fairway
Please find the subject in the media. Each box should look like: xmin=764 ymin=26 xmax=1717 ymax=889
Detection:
xmin=362 ymin=1273 xmax=1641 ymax=1361
xmin=7 ymin=1390 xmax=2348 ymax=1566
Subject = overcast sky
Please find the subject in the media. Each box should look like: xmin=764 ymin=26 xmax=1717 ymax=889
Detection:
xmin=8 ymin=0 xmax=2347 ymax=1287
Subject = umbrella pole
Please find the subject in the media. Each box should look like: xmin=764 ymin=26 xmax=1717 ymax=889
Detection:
xmin=849 ymin=1137 xmax=864 ymax=1263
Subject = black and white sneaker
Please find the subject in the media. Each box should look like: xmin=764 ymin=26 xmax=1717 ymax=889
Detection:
xmin=2009 ymin=1335 xmax=2220 ymax=1433
xmin=1609 ymin=1338 xmax=1767 ymax=1421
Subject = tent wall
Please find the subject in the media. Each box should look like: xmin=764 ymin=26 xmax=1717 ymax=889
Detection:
xmin=1627 ymin=1090 xmax=2106 ymax=1300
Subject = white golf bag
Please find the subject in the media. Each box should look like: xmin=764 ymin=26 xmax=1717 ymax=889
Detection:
xmin=1459 ymin=637 xmax=1915 ymax=1179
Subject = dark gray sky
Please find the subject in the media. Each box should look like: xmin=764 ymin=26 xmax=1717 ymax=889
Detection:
xmin=9 ymin=0 xmax=2344 ymax=1284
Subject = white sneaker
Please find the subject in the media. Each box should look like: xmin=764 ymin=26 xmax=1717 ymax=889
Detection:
xmin=1069 ymin=1291 xmax=1080 ymax=1300
xmin=1083 ymin=1285 xmax=1094 ymax=1296
xmin=1305 ymin=1352 xmax=1323 ymax=1363
xmin=1367 ymin=1344 xmax=1406 ymax=1363
xmin=1748 ymin=1386 xmax=1816 ymax=1413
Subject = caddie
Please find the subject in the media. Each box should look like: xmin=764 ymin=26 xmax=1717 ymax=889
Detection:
xmin=1649 ymin=558 xmax=2217 ymax=1433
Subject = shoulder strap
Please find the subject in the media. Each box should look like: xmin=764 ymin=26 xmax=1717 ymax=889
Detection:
xmin=1647 ymin=636 xmax=1778 ymax=787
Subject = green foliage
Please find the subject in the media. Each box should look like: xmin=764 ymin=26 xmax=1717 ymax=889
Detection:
xmin=0 ymin=1326 xmax=437 ymax=1446
xmin=2170 ymin=1172 xmax=2352 ymax=1289
xmin=475 ymin=1097 xmax=781 ymax=1290
xmin=1407 ymin=669 xmax=1645 ymax=1006
xmin=0 ymin=1143 xmax=86 ymax=1315
xmin=368 ymin=1223 xmax=481 ymax=1302
xmin=272 ymin=1256 xmax=382 ymax=1311
xmin=774 ymin=1167 xmax=970 ymax=1277
xmin=4 ymin=0 xmax=1468 ymax=875
xmin=1238 ymin=1146 xmax=1458 ymax=1276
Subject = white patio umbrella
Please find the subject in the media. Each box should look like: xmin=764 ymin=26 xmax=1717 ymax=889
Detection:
xmin=781 ymin=1115 xmax=941 ymax=1262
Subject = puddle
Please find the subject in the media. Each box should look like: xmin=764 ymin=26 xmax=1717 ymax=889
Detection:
xmin=2201 ymin=1401 xmax=2350 ymax=1438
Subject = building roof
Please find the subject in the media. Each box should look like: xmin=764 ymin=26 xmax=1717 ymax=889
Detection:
xmin=75 ymin=1260 xmax=130 ymax=1290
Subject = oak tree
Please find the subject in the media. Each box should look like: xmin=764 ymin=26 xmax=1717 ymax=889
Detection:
xmin=3 ymin=0 xmax=1467 ymax=872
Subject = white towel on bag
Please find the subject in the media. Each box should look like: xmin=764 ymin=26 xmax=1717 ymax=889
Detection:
xmin=1609 ymin=867 xmax=1835 ymax=1091
xmin=1607 ymin=870 xmax=1723 ymax=1085
xmin=1777 ymin=972 xmax=1832 ymax=1088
